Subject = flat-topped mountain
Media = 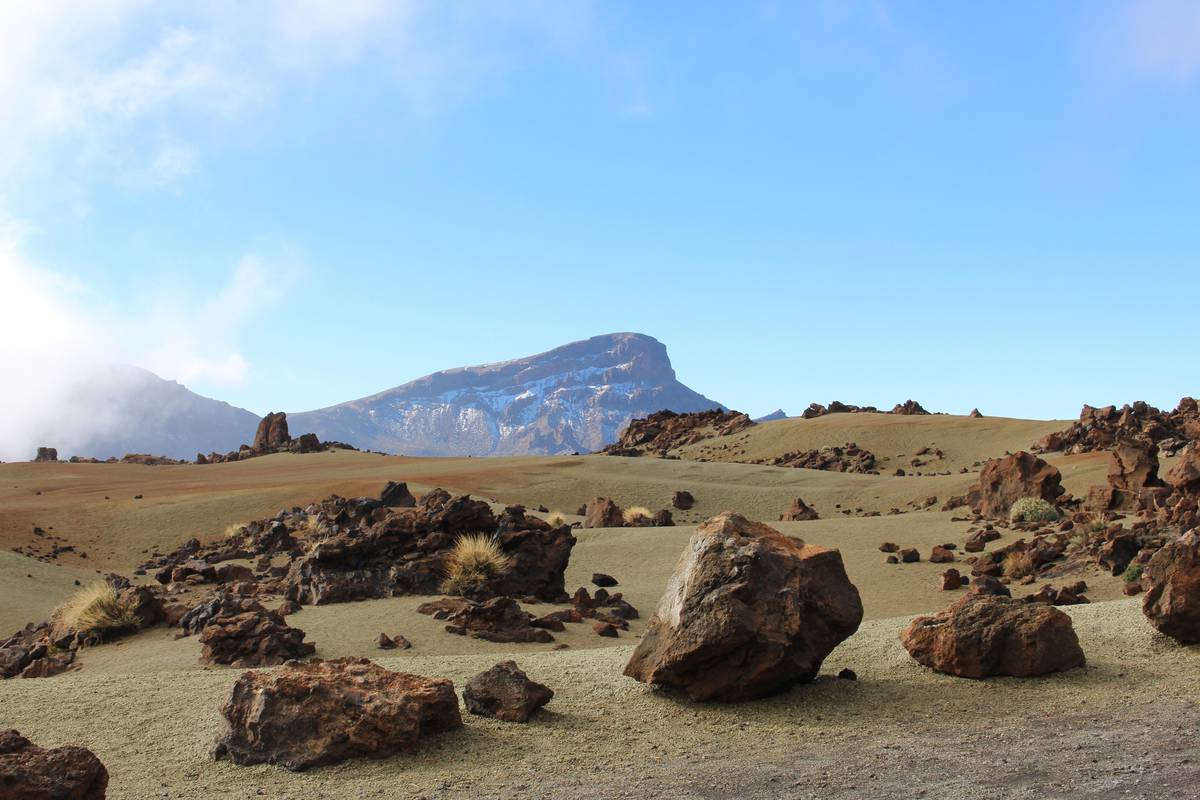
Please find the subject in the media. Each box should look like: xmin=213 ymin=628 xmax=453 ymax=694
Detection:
xmin=289 ymin=333 xmax=722 ymax=456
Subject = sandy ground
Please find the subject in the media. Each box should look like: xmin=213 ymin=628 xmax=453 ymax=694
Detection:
xmin=1 ymin=413 xmax=1174 ymax=798
xmin=2 ymin=600 xmax=1196 ymax=799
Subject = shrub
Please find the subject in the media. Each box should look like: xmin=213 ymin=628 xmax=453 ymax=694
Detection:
xmin=623 ymin=506 xmax=654 ymax=525
xmin=1122 ymin=563 xmax=1144 ymax=583
xmin=546 ymin=511 xmax=567 ymax=527
xmin=223 ymin=522 xmax=247 ymax=540
xmin=1009 ymin=497 xmax=1059 ymax=523
xmin=441 ymin=534 xmax=512 ymax=596
xmin=1068 ymin=532 xmax=1088 ymax=551
xmin=1003 ymin=550 xmax=1036 ymax=580
xmin=52 ymin=582 xmax=142 ymax=643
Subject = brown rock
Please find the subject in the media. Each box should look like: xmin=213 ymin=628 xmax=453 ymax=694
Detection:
xmin=623 ymin=513 xmax=862 ymax=701
xmin=899 ymin=548 xmax=920 ymax=563
xmin=1142 ymin=530 xmax=1200 ymax=644
xmin=198 ymin=610 xmax=315 ymax=667
xmin=252 ymin=412 xmax=290 ymax=452
xmin=901 ymin=594 xmax=1084 ymax=678
xmin=929 ymin=545 xmax=956 ymax=564
xmin=969 ymin=408 xmax=983 ymax=418
xmin=380 ymin=481 xmax=417 ymax=507
xmin=444 ymin=597 xmax=554 ymax=644
xmin=33 ymin=447 xmax=58 ymax=463
xmin=462 ymin=661 xmax=553 ymax=722
xmin=780 ymin=497 xmax=820 ymax=522
xmin=594 ymin=622 xmax=620 ymax=637
xmin=672 ymin=491 xmax=695 ymax=510
xmin=940 ymin=569 xmax=963 ymax=590
xmin=967 ymin=451 xmax=1063 ymax=518
xmin=0 ymin=729 xmax=108 ymax=799
xmin=212 ymin=657 xmax=461 ymax=771
xmin=878 ymin=542 xmax=900 ymax=553
xmin=583 ymin=497 xmax=624 ymax=528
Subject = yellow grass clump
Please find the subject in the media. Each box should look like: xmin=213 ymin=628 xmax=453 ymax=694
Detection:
xmin=441 ymin=534 xmax=512 ymax=596
xmin=623 ymin=506 xmax=654 ymax=525
xmin=546 ymin=511 xmax=567 ymax=527
xmin=223 ymin=522 xmax=247 ymax=539
xmin=52 ymin=582 xmax=142 ymax=643
xmin=1003 ymin=550 xmax=1036 ymax=580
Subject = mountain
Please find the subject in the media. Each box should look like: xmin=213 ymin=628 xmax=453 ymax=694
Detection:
xmin=289 ymin=333 xmax=722 ymax=456
xmin=27 ymin=365 xmax=260 ymax=461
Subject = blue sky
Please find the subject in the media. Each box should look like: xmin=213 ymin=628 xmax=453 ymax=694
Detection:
xmin=2 ymin=1 xmax=1199 ymax=422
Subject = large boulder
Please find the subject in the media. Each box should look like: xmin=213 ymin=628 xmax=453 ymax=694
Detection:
xmin=901 ymin=594 xmax=1084 ymax=678
xmin=252 ymin=412 xmax=290 ymax=452
xmin=967 ymin=452 xmax=1063 ymax=518
xmin=1108 ymin=439 xmax=1163 ymax=493
xmin=462 ymin=661 xmax=554 ymax=722
xmin=1142 ymin=530 xmax=1200 ymax=644
xmin=380 ymin=481 xmax=416 ymax=508
xmin=33 ymin=447 xmax=57 ymax=463
xmin=583 ymin=497 xmax=624 ymax=528
xmin=1168 ymin=449 xmax=1200 ymax=494
xmin=0 ymin=729 xmax=108 ymax=799
xmin=198 ymin=610 xmax=315 ymax=667
xmin=623 ymin=513 xmax=863 ymax=701
xmin=212 ymin=657 xmax=461 ymax=771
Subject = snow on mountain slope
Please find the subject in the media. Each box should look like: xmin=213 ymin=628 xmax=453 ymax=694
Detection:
xmin=288 ymin=333 xmax=722 ymax=456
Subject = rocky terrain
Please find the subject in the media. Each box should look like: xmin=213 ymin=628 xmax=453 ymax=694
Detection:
xmin=289 ymin=333 xmax=722 ymax=456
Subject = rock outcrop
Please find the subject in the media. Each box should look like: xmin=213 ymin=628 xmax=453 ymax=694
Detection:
xmin=760 ymin=443 xmax=877 ymax=474
xmin=583 ymin=497 xmax=625 ymax=528
xmin=0 ymin=729 xmax=108 ymax=799
xmin=212 ymin=657 xmax=462 ymax=770
xmin=462 ymin=661 xmax=554 ymax=722
xmin=33 ymin=447 xmax=57 ymax=462
xmin=966 ymin=452 xmax=1063 ymax=518
xmin=901 ymin=594 xmax=1084 ymax=678
xmin=801 ymin=400 xmax=934 ymax=419
xmin=1142 ymin=530 xmax=1200 ymax=644
xmin=198 ymin=610 xmax=315 ymax=667
xmin=1034 ymin=399 xmax=1200 ymax=456
xmin=443 ymin=598 xmax=554 ymax=644
xmin=602 ymin=408 xmax=753 ymax=457
xmin=624 ymin=513 xmax=863 ymax=701
xmin=780 ymin=497 xmax=819 ymax=522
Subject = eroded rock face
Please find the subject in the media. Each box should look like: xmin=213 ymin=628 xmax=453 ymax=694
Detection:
xmin=1142 ymin=530 xmax=1200 ymax=644
xmin=901 ymin=594 xmax=1084 ymax=678
xmin=212 ymin=657 xmax=461 ymax=771
xmin=253 ymin=412 xmax=290 ymax=452
xmin=602 ymin=409 xmax=754 ymax=457
xmin=1034 ymin=399 xmax=1200 ymax=456
xmin=0 ymin=729 xmax=108 ymax=799
xmin=380 ymin=481 xmax=416 ymax=508
xmin=780 ymin=497 xmax=819 ymax=522
xmin=462 ymin=661 xmax=554 ymax=722
xmin=967 ymin=452 xmax=1063 ymax=518
xmin=624 ymin=513 xmax=863 ymax=701
xmin=198 ymin=610 xmax=315 ymax=667
xmin=583 ymin=497 xmax=624 ymax=528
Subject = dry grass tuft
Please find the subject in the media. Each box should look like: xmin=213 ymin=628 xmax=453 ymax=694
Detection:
xmin=1003 ymin=550 xmax=1036 ymax=580
xmin=623 ymin=506 xmax=654 ymax=525
xmin=1009 ymin=497 xmax=1059 ymax=523
xmin=223 ymin=522 xmax=247 ymax=540
xmin=441 ymin=534 xmax=511 ymax=596
xmin=546 ymin=511 xmax=567 ymax=527
xmin=52 ymin=582 xmax=141 ymax=643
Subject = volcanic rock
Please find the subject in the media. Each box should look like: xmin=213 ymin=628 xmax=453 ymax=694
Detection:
xmin=462 ymin=661 xmax=554 ymax=722
xmin=1142 ymin=530 xmax=1200 ymax=644
xmin=672 ymin=490 xmax=695 ymax=510
xmin=940 ymin=569 xmax=963 ymax=590
xmin=0 ymin=729 xmax=108 ymax=799
xmin=583 ymin=497 xmax=625 ymax=528
xmin=603 ymin=409 xmax=754 ymax=456
xmin=198 ymin=610 xmax=315 ymax=667
xmin=623 ymin=513 xmax=862 ymax=701
xmin=901 ymin=594 xmax=1084 ymax=678
xmin=780 ymin=497 xmax=820 ymax=522
xmin=444 ymin=597 xmax=554 ymax=644
xmin=33 ymin=447 xmax=58 ymax=463
xmin=966 ymin=452 xmax=1063 ymax=518
xmin=212 ymin=657 xmax=461 ymax=770
xmin=380 ymin=481 xmax=416 ymax=508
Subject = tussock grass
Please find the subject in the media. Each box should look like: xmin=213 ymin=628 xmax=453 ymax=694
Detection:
xmin=622 ymin=506 xmax=654 ymax=525
xmin=546 ymin=511 xmax=567 ymax=527
xmin=1003 ymin=550 xmax=1036 ymax=580
xmin=441 ymin=534 xmax=511 ymax=596
xmin=1009 ymin=497 xmax=1059 ymax=523
xmin=223 ymin=522 xmax=247 ymax=540
xmin=52 ymin=582 xmax=141 ymax=643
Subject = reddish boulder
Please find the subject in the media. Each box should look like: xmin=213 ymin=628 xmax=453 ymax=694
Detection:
xmin=212 ymin=657 xmax=461 ymax=770
xmin=672 ymin=491 xmax=695 ymax=510
xmin=1168 ymin=449 xmax=1200 ymax=493
xmin=0 ymin=729 xmax=108 ymax=799
xmin=967 ymin=452 xmax=1064 ymax=518
xmin=583 ymin=497 xmax=624 ymax=528
xmin=891 ymin=400 xmax=930 ymax=415
xmin=462 ymin=661 xmax=554 ymax=723
xmin=1108 ymin=439 xmax=1163 ymax=493
xmin=899 ymin=548 xmax=920 ymax=563
xmin=444 ymin=597 xmax=554 ymax=644
xmin=198 ymin=610 xmax=315 ymax=667
xmin=929 ymin=546 xmax=956 ymax=564
xmin=780 ymin=497 xmax=820 ymax=522
xmin=623 ymin=513 xmax=862 ymax=701
xmin=1142 ymin=530 xmax=1200 ymax=644
xmin=940 ymin=569 xmax=963 ymax=590
xmin=901 ymin=594 xmax=1084 ymax=678
xmin=252 ymin=412 xmax=290 ymax=452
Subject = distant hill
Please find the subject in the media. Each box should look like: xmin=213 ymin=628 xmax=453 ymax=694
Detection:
xmin=24 ymin=365 xmax=260 ymax=461
xmin=289 ymin=333 xmax=723 ymax=456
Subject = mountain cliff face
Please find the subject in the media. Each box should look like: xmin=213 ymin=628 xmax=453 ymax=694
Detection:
xmin=289 ymin=333 xmax=722 ymax=456
xmin=23 ymin=365 xmax=260 ymax=461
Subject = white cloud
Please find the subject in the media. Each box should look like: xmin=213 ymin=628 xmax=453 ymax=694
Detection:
xmin=0 ymin=215 xmax=289 ymax=459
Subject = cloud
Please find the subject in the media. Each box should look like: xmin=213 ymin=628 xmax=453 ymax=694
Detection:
xmin=0 ymin=215 xmax=288 ymax=460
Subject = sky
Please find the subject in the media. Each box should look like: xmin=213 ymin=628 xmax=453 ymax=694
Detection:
xmin=1 ymin=0 xmax=1199 ymax=424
